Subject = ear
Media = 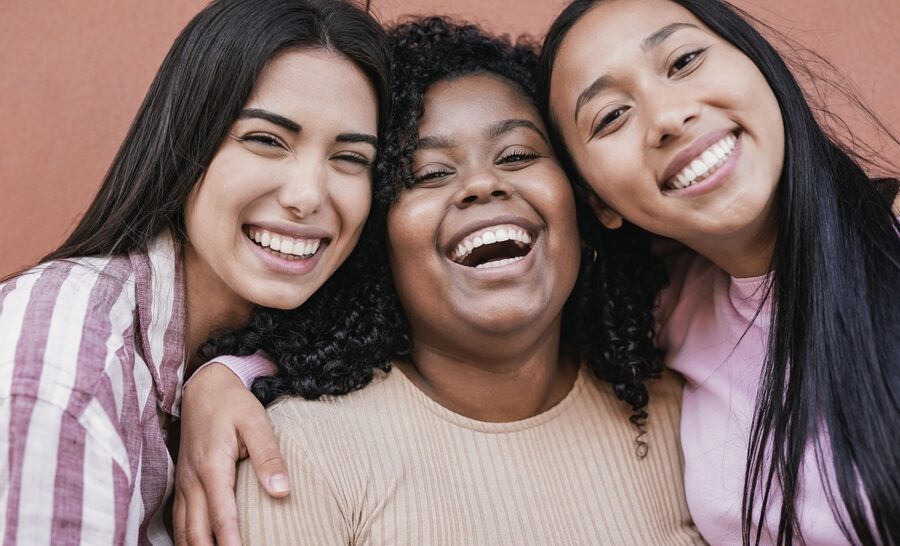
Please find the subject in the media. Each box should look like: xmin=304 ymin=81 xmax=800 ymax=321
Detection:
xmin=586 ymin=192 xmax=623 ymax=230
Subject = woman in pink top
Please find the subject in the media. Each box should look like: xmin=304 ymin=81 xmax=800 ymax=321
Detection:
xmin=541 ymin=0 xmax=899 ymax=544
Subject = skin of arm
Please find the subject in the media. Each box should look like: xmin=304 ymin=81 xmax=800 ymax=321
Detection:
xmin=174 ymin=362 xmax=287 ymax=546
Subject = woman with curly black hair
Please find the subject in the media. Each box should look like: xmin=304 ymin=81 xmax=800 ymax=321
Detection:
xmin=178 ymin=16 xmax=702 ymax=545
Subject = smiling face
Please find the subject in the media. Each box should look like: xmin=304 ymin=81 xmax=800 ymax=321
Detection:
xmin=387 ymin=74 xmax=580 ymax=348
xmin=183 ymin=49 xmax=377 ymax=312
xmin=549 ymin=0 xmax=784 ymax=259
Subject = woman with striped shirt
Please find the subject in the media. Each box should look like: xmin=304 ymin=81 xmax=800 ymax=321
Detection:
xmin=0 ymin=0 xmax=392 ymax=544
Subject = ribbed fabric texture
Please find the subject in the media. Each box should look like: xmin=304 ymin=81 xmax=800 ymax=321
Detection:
xmin=237 ymin=367 xmax=704 ymax=545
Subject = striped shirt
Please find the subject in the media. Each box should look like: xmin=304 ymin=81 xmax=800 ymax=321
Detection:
xmin=0 ymin=233 xmax=185 ymax=545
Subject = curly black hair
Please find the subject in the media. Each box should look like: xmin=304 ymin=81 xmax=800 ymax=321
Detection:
xmin=382 ymin=16 xmax=669 ymax=431
xmin=203 ymin=16 xmax=668 ymax=430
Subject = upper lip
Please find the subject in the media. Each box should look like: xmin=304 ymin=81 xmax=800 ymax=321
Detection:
xmin=246 ymin=221 xmax=332 ymax=241
xmin=444 ymin=214 xmax=540 ymax=256
xmin=660 ymin=127 xmax=737 ymax=186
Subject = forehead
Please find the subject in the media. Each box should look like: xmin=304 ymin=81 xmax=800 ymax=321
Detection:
xmin=550 ymin=0 xmax=705 ymax=109
xmin=246 ymin=49 xmax=377 ymax=126
xmin=419 ymin=74 xmax=543 ymax=135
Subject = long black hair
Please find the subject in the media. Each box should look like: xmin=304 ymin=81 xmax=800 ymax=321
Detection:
xmin=243 ymin=16 xmax=668 ymax=448
xmin=41 ymin=0 xmax=391 ymax=263
xmin=539 ymin=1 xmax=900 ymax=544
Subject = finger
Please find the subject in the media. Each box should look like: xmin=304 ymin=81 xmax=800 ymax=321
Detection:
xmin=241 ymin=417 xmax=290 ymax=497
xmin=173 ymin=491 xmax=188 ymax=546
xmin=201 ymin=463 xmax=243 ymax=546
xmin=184 ymin=484 xmax=214 ymax=546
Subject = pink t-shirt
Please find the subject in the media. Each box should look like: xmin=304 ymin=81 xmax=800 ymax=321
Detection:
xmin=657 ymin=253 xmax=852 ymax=545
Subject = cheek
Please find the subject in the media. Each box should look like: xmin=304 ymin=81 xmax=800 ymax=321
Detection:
xmin=333 ymin=182 xmax=373 ymax=234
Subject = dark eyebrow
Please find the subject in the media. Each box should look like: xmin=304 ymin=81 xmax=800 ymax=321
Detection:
xmin=574 ymin=75 xmax=615 ymax=124
xmin=485 ymin=119 xmax=549 ymax=144
xmin=641 ymin=22 xmax=698 ymax=51
xmin=238 ymin=108 xmax=300 ymax=132
xmin=417 ymin=134 xmax=455 ymax=150
xmin=336 ymin=133 xmax=378 ymax=149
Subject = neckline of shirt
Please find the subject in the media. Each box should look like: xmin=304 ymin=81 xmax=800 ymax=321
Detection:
xmin=389 ymin=364 xmax=588 ymax=434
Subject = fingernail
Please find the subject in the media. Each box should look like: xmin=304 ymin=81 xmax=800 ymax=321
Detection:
xmin=269 ymin=473 xmax=289 ymax=493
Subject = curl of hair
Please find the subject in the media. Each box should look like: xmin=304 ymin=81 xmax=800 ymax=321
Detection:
xmin=384 ymin=16 xmax=668 ymax=433
xmin=200 ymin=210 xmax=412 ymax=405
xmin=540 ymin=1 xmax=900 ymax=543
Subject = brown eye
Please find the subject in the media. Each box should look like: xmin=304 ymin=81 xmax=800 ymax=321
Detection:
xmin=669 ymin=47 xmax=708 ymax=76
xmin=496 ymin=148 xmax=539 ymax=165
xmin=413 ymin=167 xmax=453 ymax=185
xmin=592 ymin=106 xmax=629 ymax=138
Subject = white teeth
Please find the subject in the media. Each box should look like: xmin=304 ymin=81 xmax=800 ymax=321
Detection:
xmin=450 ymin=224 xmax=535 ymax=263
xmin=700 ymin=150 xmax=718 ymax=166
xmin=668 ymin=133 xmax=738 ymax=190
xmin=690 ymin=158 xmax=709 ymax=177
xmin=248 ymin=227 xmax=323 ymax=258
xmin=683 ymin=167 xmax=697 ymax=182
xmin=474 ymin=256 xmax=525 ymax=269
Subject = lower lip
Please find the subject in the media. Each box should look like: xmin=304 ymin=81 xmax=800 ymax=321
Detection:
xmin=448 ymin=237 xmax=540 ymax=282
xmin=244 ymin=232 xmax=327 ymax=275
xmin=663 ymin=132 xmax=743 ymax=197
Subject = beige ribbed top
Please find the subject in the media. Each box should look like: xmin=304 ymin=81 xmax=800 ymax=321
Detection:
xmin=236 ymin=366 xmax=704 ymax=545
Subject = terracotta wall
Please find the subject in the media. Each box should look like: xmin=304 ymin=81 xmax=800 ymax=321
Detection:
xmin=1 ymin=0 xmax=898 ymax=276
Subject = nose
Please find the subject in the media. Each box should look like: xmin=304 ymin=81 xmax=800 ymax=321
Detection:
xmin=277 ymin=160 xmax=327 ymax=218
xmin=453 ymin=170 xmax=513 ymax=208
xmin=645 ymin=93 xmax=700 ymax=148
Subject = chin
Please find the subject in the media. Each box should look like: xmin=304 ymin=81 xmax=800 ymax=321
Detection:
xmin=464 ymin=304 xmax=549 ymax=335
xmin=241 ymin=286 xmax=314 ymax=311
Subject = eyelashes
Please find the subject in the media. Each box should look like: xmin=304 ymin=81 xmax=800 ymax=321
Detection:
xmin=240 ymin=133 xmax=284 ymax=148
xmin=238 ymin=133 xmax=372 ymax=167
xmin=669 ymin=47 xmax=708 ymax=77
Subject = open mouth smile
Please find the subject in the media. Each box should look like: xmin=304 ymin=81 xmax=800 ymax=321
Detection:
xmin=245 ymin=226 xmax=328 ymax=261
xmin=449 ymin=223 xmax=535 ymax=269
xmin=663 ymin=129 xmax=741 ymax=192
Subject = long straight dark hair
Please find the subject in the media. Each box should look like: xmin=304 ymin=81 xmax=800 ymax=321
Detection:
xmin=538 ymin=1 xmax=900 ymax=544
xmin=39 ymin=0 xmax=390 ymax=265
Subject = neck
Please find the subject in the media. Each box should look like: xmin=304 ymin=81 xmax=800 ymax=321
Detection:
xmin=182 ymin=245 xmax=253 ymax=374
xmin=687 ymin=209 xmax=777 ymax=279
xmin=396 ymin=317 xmax=578 ymax=422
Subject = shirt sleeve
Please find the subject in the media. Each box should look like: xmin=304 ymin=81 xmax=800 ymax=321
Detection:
xmin=1 ymin=396 xmax=132 ymax=545
xmin=188 ymin=352 xmax=278 ymax=389
xmin=236 ymin=422 xmax=353 ymax=545
xmin=0 ymin=261 xmax=138 ymax=544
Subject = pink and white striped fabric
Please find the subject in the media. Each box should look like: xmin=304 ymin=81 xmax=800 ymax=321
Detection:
xmin=0 ymin=233 xmax=186 ymax=545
